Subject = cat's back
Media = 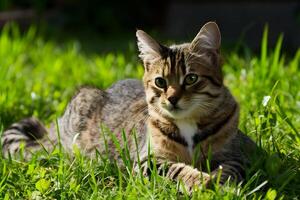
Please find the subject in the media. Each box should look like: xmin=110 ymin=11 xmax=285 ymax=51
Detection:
xmin=101 ymin=79 xmax=148 ymax=131
xmin=106 ymin=79 xmax=145 ymax=103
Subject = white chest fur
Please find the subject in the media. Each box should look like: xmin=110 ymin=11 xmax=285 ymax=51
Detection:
xmin=174 ymin=120 xmax=198 ymax=156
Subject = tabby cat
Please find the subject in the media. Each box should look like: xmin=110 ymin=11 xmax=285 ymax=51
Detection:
xmin=1 ymin=22 xmax=255 ymax=193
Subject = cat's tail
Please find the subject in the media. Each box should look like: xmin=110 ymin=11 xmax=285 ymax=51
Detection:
xmin=1 ymin=117 xmax=50 ymax=159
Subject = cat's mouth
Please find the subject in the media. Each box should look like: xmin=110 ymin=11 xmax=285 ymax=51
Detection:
xmin=160 ymin=102 xmax=197 ymax=119
xmin=161 ymin=103 xmax=181 ymax=112
xmin=160 ymin=104 xmax=186 ymax=119
xmin=168 ymin=105 xmax=181 ymax=112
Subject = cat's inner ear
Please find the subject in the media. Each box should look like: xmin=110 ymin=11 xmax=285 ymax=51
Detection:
xmin=136 ymin=30 xmax=167 ymax=62
xmin=190 ymin=22 xmax=221 ymax=54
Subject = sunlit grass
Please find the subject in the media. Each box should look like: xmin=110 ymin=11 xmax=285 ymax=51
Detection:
xmin=0 ymin=24 xmax=299 ymax=199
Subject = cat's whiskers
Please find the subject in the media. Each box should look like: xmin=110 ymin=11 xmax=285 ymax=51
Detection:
xmin=131 ymin=104 xmax=150 ymax=124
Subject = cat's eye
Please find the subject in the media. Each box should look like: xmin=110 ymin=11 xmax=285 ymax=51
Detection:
xmin=184 ymin=74 xmax=198 ymax=85
xmin=155 ymin=77 xmax=167 ymax=88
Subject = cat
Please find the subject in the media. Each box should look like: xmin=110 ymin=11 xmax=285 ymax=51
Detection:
xmin=1 ymin=22 xmax=256 ymax=193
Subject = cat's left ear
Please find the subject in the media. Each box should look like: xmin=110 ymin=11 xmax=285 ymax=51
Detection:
xmin=190 ymin=22 xmax=221 ymax=54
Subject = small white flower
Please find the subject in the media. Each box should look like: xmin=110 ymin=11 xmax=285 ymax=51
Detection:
xmin=262 ymin=96 xmax=271 ymax=107
xmin=31 ymin=92 xmax=37 ymax=100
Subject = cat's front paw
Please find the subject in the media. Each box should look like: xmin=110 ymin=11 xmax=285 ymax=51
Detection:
xmin=178 ymin=166 xmax=211 ymax=194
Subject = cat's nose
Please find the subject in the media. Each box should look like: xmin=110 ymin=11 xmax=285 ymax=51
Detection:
xmin=168 ymin=96 xmax=179 ymax=106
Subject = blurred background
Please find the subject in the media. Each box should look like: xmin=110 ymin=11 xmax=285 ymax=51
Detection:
xmin=0 ymin=0 xmax=299 ymax=53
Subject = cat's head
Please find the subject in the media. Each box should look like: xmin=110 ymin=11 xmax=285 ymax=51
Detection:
xmin=136 ymin=22 xmax=224 ymax=120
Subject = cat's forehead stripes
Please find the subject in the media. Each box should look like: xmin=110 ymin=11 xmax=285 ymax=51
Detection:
xmin=161 ymin=48 xmax=186 ymax=83
xmin=169 ymin=48 xmax=186 ymax=75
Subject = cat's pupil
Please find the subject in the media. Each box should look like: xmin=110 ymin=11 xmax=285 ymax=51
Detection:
xmin=155 ymin=77 xmax=167 ymax=88
xmin=184 ymin=74 xmax=198 ymax=85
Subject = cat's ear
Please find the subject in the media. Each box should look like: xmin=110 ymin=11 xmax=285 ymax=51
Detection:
xmin=136 ymin=30 xmax=166 ymax=61
xmin=190 ymin=22 xmax=221 ymax=54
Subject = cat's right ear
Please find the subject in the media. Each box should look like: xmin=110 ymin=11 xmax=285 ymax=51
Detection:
xmin=136 ymin=30 xmax=166 ymax=62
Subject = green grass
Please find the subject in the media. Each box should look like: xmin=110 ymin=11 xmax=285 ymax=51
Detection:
xmin=0 ymin=24 xmax=300 ymax=199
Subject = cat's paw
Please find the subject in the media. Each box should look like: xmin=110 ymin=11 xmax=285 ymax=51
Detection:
xmin=179 ymin=166 xmax=211 ymax=194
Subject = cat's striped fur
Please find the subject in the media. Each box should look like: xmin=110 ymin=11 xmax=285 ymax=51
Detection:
xmin=1 ymin=22 xmax=256 ymax=193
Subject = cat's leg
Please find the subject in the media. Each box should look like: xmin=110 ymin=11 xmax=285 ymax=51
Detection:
xmin=136 ymin=156 xmax=247 ymax=194
xmin=134 ymin=138 xmax=250 ymax=193
xmin=210 ymin=160 xmax=245 ymax=184
xmin=207 ymin=131 xmax=256 ymax=185
xmin=137 ymin=158 xmax=211 ymax=194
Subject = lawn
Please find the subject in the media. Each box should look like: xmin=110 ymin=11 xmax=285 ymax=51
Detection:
xmin=0 ymin=24 xmax=299 ymax=199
